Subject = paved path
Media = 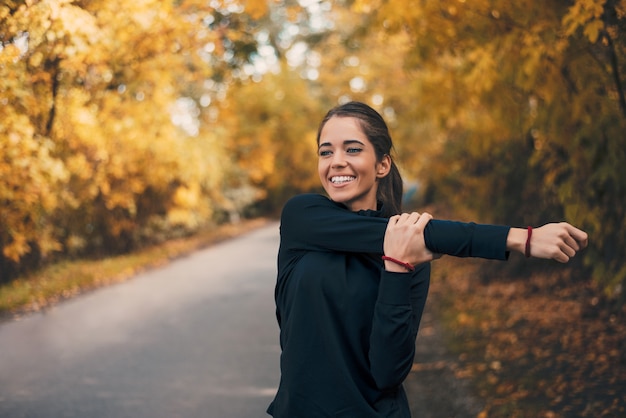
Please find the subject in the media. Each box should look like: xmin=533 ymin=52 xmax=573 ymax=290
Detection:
xmin=0 ymin=222 xmax=481 ymax=418
xmin=0 ymin=224 xmax=281 ymax=418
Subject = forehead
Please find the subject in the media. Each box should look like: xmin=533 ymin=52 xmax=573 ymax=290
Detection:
xmin=319 ymin=116 xmax=368 ymax=145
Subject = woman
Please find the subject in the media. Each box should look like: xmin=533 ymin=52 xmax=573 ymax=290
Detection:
xmin=267 ymin=102 xmax=588 ymax=417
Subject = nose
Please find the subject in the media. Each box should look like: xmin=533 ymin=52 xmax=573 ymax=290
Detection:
xmin=331 ymin=151 xmax=347 ymax=168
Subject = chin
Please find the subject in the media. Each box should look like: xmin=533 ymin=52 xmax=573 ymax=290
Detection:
xmin=324 ymin=193 xmax=346 ymax=206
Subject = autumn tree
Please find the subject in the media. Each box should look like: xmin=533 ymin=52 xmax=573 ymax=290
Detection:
xmin=324 ymin=0 xmax=626 ymax=298
xmin=4 ymin=0 xmax=623 ymax=299
xmin=0 ymin=0 xmax=284 ymax=279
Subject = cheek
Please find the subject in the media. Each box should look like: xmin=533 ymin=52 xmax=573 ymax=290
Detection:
xmin=317 ymin=159 xmax=326 ymax=177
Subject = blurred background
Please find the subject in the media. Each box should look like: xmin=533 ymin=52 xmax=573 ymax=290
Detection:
xmin=3 ymin=0 xmax=624 ymax=292
xmin=2 ymin=0 xmax=625 ymax=415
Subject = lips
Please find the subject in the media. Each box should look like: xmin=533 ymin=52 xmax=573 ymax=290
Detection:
xmin=330 ymin=176 xmax=356 ymax=184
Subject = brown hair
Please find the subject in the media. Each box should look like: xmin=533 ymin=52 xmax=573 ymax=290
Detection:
xmin=316 ymin=101 xmax=403 ymax=217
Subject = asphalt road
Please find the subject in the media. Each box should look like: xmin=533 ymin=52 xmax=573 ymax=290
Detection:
xmin=0 ymin=222 xmax=482 ymax=418
xmin=0 ymin=223 xmax=281 ymax=418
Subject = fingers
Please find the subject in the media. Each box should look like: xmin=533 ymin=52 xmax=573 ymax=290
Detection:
xmin=565 ymin=223 xmax=589 ymax=249
xmin=557 ymin=223 xmax=589 ymax=262
xmin=562 ymin=243 xmax=576 ymax=258
xmin=553 ymin=253 xmax=569 ymax=264
xmin=386 ymin=213 xmax=420 ymax=234
xmin=562 ymin=234 xmax=580 ymax=252
xmin=415 ymin=212 xmax=433 ymax=229
xmin=407 ymin=211 xmax=421 ymax=224
xmin=556 ymin=245 xmax=575 ymax=263
xmin=393 ymin=212 xmax=431 ymax=228
xmin=533 ymin=222 xmax=588 ymax=263
xmin=553 ymin=242 xmax=574 ymax=263
xmin=383 ymin=211 xmax=436 ymax=268
xmin=398 ymin=212 xmax=433 ymax=236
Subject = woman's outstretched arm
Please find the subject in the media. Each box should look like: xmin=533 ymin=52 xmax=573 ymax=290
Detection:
xmin=281 ymin=194 xmax=588 ymax=262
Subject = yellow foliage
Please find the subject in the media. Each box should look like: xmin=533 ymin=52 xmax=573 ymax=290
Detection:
xmin=329 ymin=0 xmax=626 ymax=298
xmin=350 ymin=0 xmax=381 ymax=14
xmin=173 ymin=183 xmax=201 ymax=209
xmin=0 ymin=109 xmax=68 ymax=264
xmin=3 ymin=233 xmax=30 ymax=263
xmin=0 ymin=0 xmax=230 ymax=269
xmin=168 ymin=182 xmax=213 ymax=229
xmin=563 ymin=0 xmax=607 ymax=42
xmin=2 ymin=0 xmax=623 ymax=299
xmin=243 ymin=0 xmax=268 ymax=20
xmin=464 ymin=47 xmax=498 ymax=92
xmin=583 ymin=19 xmax=604 ymax=43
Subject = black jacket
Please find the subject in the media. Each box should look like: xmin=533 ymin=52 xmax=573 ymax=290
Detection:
xmin=268 ymin=194 xmax=509 ymax=417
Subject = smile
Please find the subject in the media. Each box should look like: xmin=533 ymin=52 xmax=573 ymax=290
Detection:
xmin=331 ymin=176 xmax=356 ymax=184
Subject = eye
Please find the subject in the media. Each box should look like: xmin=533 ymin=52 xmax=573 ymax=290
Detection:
xmin=346 ymin=147 xmax=363 ymax=154
xmin=319 ymin=149 xmax=332 ymax=157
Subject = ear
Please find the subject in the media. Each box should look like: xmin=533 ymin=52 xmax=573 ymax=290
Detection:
xmin=376 ymin=154 xmax=391 ymax=178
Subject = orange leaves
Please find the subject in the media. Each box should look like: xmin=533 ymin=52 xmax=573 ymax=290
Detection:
xmin=431 ymin=258 xmax=626 ymax=416
xmin=243 ymin=0 xmax=269 ymax=20
xmin=563 ymin=0 xmax=607 ymax=43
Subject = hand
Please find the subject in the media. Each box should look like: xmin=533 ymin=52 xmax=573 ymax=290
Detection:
xmin=530 ymin=222 xmax=588 ymax=262
xmin=383 ymin=212 xmax=438 ymax=272
xmin=508 ymin=222 xmax=588 ymax=263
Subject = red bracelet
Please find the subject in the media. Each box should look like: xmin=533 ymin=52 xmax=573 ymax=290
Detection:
xmin=525 ymin=226 xmax=533 ymax=258
xmin=382 ymin=256 xmax=415 ymax=271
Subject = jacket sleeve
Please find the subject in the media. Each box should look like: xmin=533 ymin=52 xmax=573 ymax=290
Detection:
xmin=280 ymin=194 xmax=388 ymax=254
xmin=281 ymin=194 xmax=511 ymax=259
xmin=368 ymin=264 xmax=430 ymax=390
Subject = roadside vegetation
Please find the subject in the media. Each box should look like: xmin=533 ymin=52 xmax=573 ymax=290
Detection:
xmin=0 ymin=218 xmax=268 ymax=319
xmin=430 ymin=257 xmax=625 ymax=417
xmin=2 ymin=0 xmax=625 ymax=415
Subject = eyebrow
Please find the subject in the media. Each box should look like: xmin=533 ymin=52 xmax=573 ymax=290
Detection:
xmin=318 ymin=139 xmax=366 ymax=149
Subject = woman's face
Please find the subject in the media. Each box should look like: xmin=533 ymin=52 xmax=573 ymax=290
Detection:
xmin=317 ymin=116 xmax=390 ymax=212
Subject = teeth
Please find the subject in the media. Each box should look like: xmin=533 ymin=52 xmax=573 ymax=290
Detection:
xmin=331 ymin=176 xmax=355 ymax=184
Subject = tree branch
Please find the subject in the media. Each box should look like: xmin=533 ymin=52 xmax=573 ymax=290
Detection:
xmin=602 ymin=0 xmax=626 ymax=118
xmin=602 ymin=30 xmax=626 ymax=118
xmin=44 ymin=57 xmax=60 ymax=137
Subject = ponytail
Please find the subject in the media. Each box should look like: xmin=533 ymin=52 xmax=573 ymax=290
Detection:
xmin=378 ymin=160 xmax=403 ymax=218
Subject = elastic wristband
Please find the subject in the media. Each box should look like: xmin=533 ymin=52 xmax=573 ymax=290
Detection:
xmin=525 ymin=226 xmax=533 ymax=258
xmin=382 ymin=255 xmax=415 ymax=271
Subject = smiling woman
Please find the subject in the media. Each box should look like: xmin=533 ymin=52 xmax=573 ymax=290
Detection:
xmin=266 ymin=101 xmax=588 ymax=418
xmin=317 ymin=117 xmax=390 ymax=213
xmin=317 ymin=102 xmax=404 ymax=218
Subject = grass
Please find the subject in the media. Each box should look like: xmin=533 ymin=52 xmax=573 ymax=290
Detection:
xmin=0 ymin=218 xmax=270 ymax=320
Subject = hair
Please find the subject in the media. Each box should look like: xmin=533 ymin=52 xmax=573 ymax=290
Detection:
xmin=316 ymin=101 xmax=404 ymax=217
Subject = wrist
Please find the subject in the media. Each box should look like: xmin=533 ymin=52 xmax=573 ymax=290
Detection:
xmin=525 ymin=226 xmax=533 ymax=257
xmin=384 ymin=261 xmax=410 ymax=273
xmin=506 ymin=227 xmax=527 ymax=254
xmin=382 ymin=255 xmax=415 ymax=272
